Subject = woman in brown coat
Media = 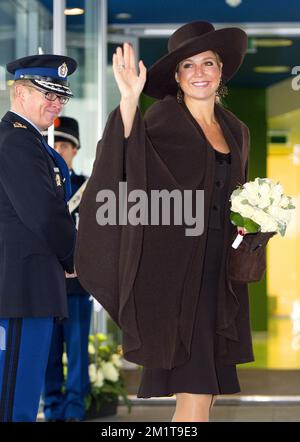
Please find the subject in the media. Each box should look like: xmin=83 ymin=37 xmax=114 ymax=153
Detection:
xmin=76 ymin=21 xmax=252 ymax=422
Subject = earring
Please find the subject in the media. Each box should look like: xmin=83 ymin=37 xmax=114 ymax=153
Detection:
xmin=177 ymin=85 xmax=184 ymax=103
xmin=216 ymin=79 xmax=228 ymax=98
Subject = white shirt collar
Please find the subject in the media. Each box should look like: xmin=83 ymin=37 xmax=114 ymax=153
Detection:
xmin=10 ymin=111 xmax=42 ymax=134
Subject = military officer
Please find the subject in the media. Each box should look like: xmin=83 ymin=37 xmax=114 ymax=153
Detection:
xmin=42 ymin=117 xmax=92 ymax=422
xmin=0 ymin=55 xmax=77 ymax=422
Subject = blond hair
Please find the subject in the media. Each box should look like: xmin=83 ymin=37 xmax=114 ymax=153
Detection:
xmin=10 ymin=79 xmax=32 ymax=103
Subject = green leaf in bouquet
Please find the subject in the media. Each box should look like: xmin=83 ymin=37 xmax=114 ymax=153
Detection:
xmin=230 ymin=212 xmax=260 ymax=232
xmin=243 ymin=218 xmax=260 ymax=233
xmin=278 ymin=222 xmax=287 ymax=237
xmin=230 ymin=211 xmax=244 ymax=226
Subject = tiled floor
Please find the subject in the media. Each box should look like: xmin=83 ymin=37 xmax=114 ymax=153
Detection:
xmin=88 ymin=403 xmax=300 ymax=422
xmin=38 ymin=397 xmax=300 ymax=422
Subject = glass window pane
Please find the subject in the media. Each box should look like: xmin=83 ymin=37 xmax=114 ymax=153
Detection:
xmin=0 ymin=0 xmax=53 ymax=116
xmin=65 ymin=0 xmax=100 ymax=176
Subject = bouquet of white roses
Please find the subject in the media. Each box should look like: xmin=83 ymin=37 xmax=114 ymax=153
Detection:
xmin=230 ymin=177 xmax=295 ymax=249
xmin=86 ymin=333 xmax=131 ymax=415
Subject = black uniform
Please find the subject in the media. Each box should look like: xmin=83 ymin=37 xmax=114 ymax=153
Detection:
xmin=0 ymin=53 xmax=78 ymax=423
xmin=0 ymin=111 xmax=76 ymax=318
xmin=43 ymin=169 xmax=92 ymax=422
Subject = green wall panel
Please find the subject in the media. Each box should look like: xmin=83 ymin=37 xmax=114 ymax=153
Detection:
xmin=225 ymin=88 xmax=268 ymax=332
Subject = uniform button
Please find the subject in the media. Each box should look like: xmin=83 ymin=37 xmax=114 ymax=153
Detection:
xmin=215 ymin=180 xmax=223 ymax=188
xmin=212 ymin=205 xmax=219 ymax=211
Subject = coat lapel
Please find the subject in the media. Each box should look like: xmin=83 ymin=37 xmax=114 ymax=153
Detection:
xmin=215 ymin=105 xmax=244 ymax=185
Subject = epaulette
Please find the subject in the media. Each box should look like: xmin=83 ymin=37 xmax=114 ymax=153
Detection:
xmin=13 ymin=122 xmax=27 ymax=129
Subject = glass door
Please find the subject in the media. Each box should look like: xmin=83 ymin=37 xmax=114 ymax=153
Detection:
xmin=0 ymin=0 xmax=53 ymax=116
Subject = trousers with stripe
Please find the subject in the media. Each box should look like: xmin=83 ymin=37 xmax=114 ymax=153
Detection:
xmin=0 ymin=317 xmax=53 ymax=422
xmin=43 ymin=294 xmax=92 ymax=421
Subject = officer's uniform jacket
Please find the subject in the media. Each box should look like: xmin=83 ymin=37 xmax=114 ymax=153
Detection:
xmin=0 ymin=111 xmax=76 ymax=318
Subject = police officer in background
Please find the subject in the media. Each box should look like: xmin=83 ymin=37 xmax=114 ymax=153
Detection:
xmin=42 ymin=117 xmax=92 ymax=422
xmin=0 ymin=55 xmax=77 ymax=422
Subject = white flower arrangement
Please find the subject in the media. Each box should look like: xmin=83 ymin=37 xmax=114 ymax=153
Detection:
xmin=86 ymin=333 xmax=131 ymax=414
xmin=230 ymin=177 xmax=295 ymax=248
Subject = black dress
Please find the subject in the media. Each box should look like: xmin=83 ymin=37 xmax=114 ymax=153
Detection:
xmin=137 ymin=149 xmax=240 ymax=398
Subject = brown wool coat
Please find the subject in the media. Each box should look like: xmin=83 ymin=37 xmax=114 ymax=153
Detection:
xmin=75 ymin=95 xmax=254 ymax=369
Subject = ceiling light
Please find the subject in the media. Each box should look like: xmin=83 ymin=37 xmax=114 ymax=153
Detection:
xmin=225 ymin=0 xmax=242 ymax=6
xmin=254 ymin=66 xmax=290 ymax=73
xmin=246 ymin=27 xmax=300 ymax=36
xmin=115 ymin=13 xmax=132 ymax=20
xmin=144 ymin=29 xmax=176 ymax=36
xmin=253 ymin=39 xmax=293 ymax=47
xmin=64 ymin=8 xmax=85 ymax=16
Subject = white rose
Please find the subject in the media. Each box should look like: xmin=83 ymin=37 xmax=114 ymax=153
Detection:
xmin=257 ymin=196 xmax=271 ymax=210
xmin=279 ymin=209 xmax=291 ymax=223
xmin=244 ymin=182 xmax=254 ymax=192
xmin=231 ymin=195 xmax=245 ymax=213
xmin=267 ymin=205 xmax=282 ymax=220
xmin=253 ymin=177 xmax=261 ymax=187
xmin=102 ymin=361 xmax=119 ymax=382
xmin=260 ymin=216 xmax=278 ymax=232
xmin=111 ymin=354 xmax=123 ymax=368
xmin=270 ymin=183 xmax=283 ymax=205
xmin=239 ymin=188 xmax=250 ymax=199
xmin=95 ymin=369 xmax=104 ymax=388
xmin=280 ymin=195 xmax=290 ymax=209
xmin=239 ymin=204 xmax=255 ymax=219
xmin=252 ymin=208 xmax=269 ymax=226
xmin=243 ymin=183 xmax=260 ymax=205
xmin=262 ymin=178 xmax=273 ymax=185
xmin=242 ymin=181 xmax=257 ymax=195
xmin=259 ymin=182 xmax=272 ymax=198
xmin=89 ymin=363 xmax=97 ymax=383
xmin=255 ymin=177 xmax=272 ymax=187
xmin=248 ymin=194 xmax=260 ymax=206
xmin=268 ymin=206 xmax=291 ymax=223
xmin=88 ymin=343 xmax=96 ymax=355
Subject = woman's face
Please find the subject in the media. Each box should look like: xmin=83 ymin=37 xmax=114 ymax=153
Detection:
xmin=175 ymin=50 xmax=222 ymax=102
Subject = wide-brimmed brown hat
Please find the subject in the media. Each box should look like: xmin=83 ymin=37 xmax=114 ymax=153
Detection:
xmin=143 ymin=21 xmax=247 ymax=99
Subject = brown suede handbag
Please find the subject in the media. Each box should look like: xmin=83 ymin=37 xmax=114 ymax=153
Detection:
xmin=228 ymin=232 xmax=276 ymax=283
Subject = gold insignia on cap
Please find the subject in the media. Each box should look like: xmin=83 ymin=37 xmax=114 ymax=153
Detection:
xmin=58 ymin=62 xmax=68 ymax=78
xmin=55 ymin=174 xmax=62 ymax=187
xmin=13 ymin=122 xmax=27 ymax=129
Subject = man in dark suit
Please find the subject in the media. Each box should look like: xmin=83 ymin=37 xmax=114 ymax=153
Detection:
xmin=42 ymin=117 xmax=92 ymax=422
xmin=0 ymin=55 xmax=77 ymax=421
